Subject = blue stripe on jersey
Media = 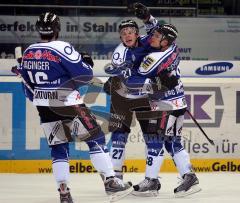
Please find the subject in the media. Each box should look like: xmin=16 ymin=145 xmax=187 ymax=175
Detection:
xmin=25 ymin=45 xmax=81 ymax=63
xmin=139 ymin=44 xmax=177 ymax=76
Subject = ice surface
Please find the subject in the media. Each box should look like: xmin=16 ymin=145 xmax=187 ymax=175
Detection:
xmin=0 ymin=173 xmax=239 ymax=203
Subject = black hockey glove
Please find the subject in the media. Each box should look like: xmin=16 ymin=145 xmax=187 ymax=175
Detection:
xmin=133 ymin=2 xmax=150 ymax=20
xmin=80 ymin=52 xmax=94 ymax=67
xmin=103 ymin=76 xmax=122 ymax=95
xmin=158 ymin=74 xmax=179 ymax=90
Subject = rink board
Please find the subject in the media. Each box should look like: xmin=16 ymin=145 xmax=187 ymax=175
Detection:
xmin=0 ymin=77 xmax=240 ymax=173
xmin=1 ymin=159 xmax=240 ymax=173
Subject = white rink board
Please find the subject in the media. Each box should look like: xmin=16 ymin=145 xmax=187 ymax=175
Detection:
xmin=0 ymin=173 xmax=240 ymax=203
xmin=1 ymin=77 xmax=240 ymax=160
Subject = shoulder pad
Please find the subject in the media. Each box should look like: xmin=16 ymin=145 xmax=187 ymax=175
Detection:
xmin=28 ymin=41 xmax=81 ymax=63
xmin=111 ymin=43 xmax=129 ymax=66
xmin=138 ymin=44 xmax=177 ymax=75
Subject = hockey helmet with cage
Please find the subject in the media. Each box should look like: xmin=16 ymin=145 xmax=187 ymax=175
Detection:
xmin=155 ymin=23 xmax=178 ymax=45
xmin=118 ymin=20 xmax=139 ymax=34
xmin=36 ymin=12 xmax=61 ymax=37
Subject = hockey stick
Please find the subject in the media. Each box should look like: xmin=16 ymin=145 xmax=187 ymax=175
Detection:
xmin=11 ymin=46 xmax=34 ymax=94
xmin=11 ymin=66 xmax=34 ymax=94
xmin=186 ymin=109 xmax=215 ymax=146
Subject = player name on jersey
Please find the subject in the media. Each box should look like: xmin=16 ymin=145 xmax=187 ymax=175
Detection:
xmin=23 ymin=61 xmax=50 ymax=70
xmin=34 ymin=90 xmax=58 ymax=100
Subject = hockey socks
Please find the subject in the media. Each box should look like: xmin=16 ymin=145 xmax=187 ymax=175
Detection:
xmin=173 ymin=149 xmax=192 ymax=177
xmin=110 ymin=132 xmax=128 ymax=172
xmin=52 ymin=161 xmax=70 ymax=188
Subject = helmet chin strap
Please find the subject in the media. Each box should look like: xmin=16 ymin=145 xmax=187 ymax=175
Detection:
xmin=158 ymin=35 xmax=165 ymax=50
xmin=133 ymin=37 xmax=139 ymax=47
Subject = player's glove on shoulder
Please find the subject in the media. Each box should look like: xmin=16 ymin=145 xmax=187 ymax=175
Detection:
xmin=158 ymin=74 xmax=179 ymax=90
xmin=80 ymin=52 xmax=94 ymax=67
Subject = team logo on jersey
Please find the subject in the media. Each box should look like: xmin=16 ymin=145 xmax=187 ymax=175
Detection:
xmin=196 ymin=62 xmax=233 ymax=75
xmin=23 ymin=50 xmax=61 ymax=63
xmin=35 ymin=50 xmax=42 ymax=59
xmin=141 ymin=56 xmax=154 ymax=70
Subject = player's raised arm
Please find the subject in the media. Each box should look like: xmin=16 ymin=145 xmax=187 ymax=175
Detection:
xmin=133 ymin=2 xmax=159 ymax=34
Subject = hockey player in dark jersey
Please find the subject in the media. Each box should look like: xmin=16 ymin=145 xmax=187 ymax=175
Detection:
xmin=18 ymin=12 xmax=132 ymax=203
xmin=123 ymin=19 xmax=201 ymax=198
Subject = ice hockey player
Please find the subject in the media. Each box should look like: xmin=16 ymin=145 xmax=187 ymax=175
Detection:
xmin=17 ymin=12 xmax=133 ymax=203
xmin=103 ymin=12 xmax=164 ymax=196
xmin=123 ymin=20 xmax=201 ymax=197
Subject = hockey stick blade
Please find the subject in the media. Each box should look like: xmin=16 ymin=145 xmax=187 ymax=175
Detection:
xmin=186 ymin=109 xmax=215 ymax=146
xmin=15 ymin=46 xmax=23 ymax=63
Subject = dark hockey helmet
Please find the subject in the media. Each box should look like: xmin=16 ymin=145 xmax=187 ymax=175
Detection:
xmin=155 ymin=23 xmax=178 ymax=44
xmin=118 ymin=20 xmax=139 ymax=34
xmin=36 ymin=12 xmax=61 ymax=36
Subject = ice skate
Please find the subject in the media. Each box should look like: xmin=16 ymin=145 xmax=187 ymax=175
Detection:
xmin=104 ymin=176 xmax=133 ymax=202
xmin=114 ymin=170 xmax=132 ymax=187
xmin=114 ymin=170 xmax=123 ymax=180
xmin=100 ymin=170 xmax=123 ymax=181
xmin=174 ymin=172 xmax=201 ymax=197
xmin=58 ymin=183 xmax=74 ymax=203
xmin=100 ymin=170 xmax=132 ymax=189
xmin=132 ymin=177 xmax=161 ymax=197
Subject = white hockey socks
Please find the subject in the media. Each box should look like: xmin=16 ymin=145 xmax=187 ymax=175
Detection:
xmin=145 ymin=154 xmax=164 ymax=179
xmin=173 ymin=149 xmax=192 ymax=177
xmin=52 ymin=161 xmax=70 ymax=188
xmin=90 ymin=152 xmax=115 ymax=178
xmin=110 ymin=146 xmax=126 ymax=172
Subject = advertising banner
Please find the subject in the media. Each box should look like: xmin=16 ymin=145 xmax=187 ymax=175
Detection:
xmin=0 ymin=16 xmax=240 ymax=60
xmin=1 ymin=59 xmax=240 ymax=77
xmin=0 ymin=77 xmax=240 ymax=173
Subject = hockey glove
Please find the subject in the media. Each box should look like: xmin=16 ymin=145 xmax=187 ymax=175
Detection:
xmin=158 ymin=74 xmax=179 ymax=90
xmin=104 ymin=62 xmax=133 ymax=79
xmin=133 ymin=2 xmax=150 ymax=20
xmin=80 ymin=52 xmax=94 ymax=67
xmin=103 ymin=76 xmax=122 ymax=95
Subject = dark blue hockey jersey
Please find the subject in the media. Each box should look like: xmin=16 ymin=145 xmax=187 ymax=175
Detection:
xmin=126 ymin=43 xmax=187 ymax=110
xmin=20 ymin=40 xmax=93 ymax=106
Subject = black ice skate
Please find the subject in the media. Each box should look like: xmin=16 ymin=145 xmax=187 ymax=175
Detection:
xmin=58 ymin=183 xmax=74 ymax=203
xmin=104 ymin=176 xmax=133 ymax=202
xmin=174 ymin=172 xmax=201 ymax=197
xmin=132 ymin=177 xmax=161 ymax=197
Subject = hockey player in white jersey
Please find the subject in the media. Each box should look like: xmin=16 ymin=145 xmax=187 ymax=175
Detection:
xmin=124 ymin=22 xmax=201 ymax=197
xmin=103 ymin=3 xmax=164 ymax=195
xmin=18 ymin=12 xmax=133 ymax=203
